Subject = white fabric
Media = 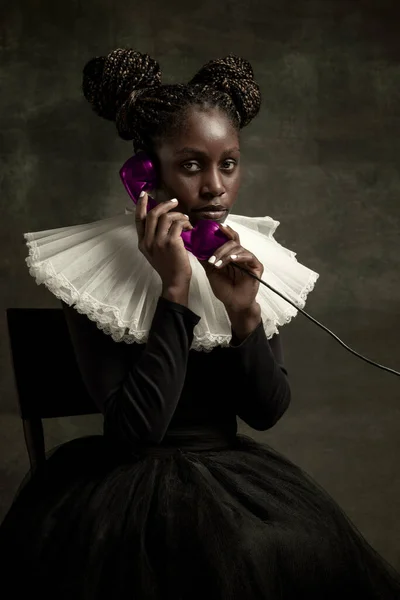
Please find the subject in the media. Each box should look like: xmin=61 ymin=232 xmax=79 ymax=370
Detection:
xmin=24 ymin=208 xmax=319 ymax=351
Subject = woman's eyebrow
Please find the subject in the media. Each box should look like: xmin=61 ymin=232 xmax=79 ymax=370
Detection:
xmin=175 ymin=147 xmax=240 ymax=156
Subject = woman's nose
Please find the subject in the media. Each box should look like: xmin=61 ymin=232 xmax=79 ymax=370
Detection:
xmin=200 ymin=168 xmax=225 ymax=198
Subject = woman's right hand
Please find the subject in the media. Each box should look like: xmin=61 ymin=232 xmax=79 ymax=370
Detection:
xmin=135 ymin=192 xmax=193 ymax=303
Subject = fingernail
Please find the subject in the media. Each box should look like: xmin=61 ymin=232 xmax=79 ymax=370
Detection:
xmin=215 ymin=260 xmax=223 ymax=268
xmin=230 ymin=254 xmax=237 ymax=260
xmin=170 ymin=198 xmax=178 ymax=203
xmin=220 ymin=223 xmax=227 ymax=227
xmin=208 ymin=255 xmax=216 ymax=264
xmin=139 ymin=191 xmax=146 ymax=198
xmin=183 ymin=214 xmax=189 ymax=218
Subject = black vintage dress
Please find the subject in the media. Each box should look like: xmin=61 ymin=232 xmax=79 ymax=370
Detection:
xmin=1 ymin=296 xmax=399 ymax=599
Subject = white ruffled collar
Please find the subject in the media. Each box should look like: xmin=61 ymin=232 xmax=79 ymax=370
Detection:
xmin=24 ymin=208 xmax=319 ymax=351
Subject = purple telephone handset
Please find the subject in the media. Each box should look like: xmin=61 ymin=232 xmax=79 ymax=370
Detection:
xmin=120 ymin=152 xmax=229 ymax=261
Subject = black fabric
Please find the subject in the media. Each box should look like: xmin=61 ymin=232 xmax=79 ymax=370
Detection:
xmin=60 ymin=297 xmax=292 ymax=447
xmin=1 ymin=297 xmax=399 ymax=599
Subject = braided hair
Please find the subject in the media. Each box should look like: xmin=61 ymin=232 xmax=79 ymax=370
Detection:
xmin=82 ymin=48 xmax=261 ymax=153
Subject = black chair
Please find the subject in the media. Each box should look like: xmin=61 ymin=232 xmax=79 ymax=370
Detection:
xmin=6 ymin=308 xmax=99 ymax=474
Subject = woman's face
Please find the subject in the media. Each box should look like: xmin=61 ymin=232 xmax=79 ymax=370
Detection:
xmin=154 ymin=106 xmax=241 ymax=225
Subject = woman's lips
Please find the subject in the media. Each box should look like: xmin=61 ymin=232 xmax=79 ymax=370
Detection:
xmin=192 ymin=210 xmax=227 ymax=220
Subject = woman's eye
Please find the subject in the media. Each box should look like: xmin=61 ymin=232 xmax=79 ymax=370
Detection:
xmin=182 ymin=159 xmax=237 ymax=173
xmin=222 ymin=160 xmax=237 ymax=171
xmin=182 ymin=162 xmax=201 ymax=172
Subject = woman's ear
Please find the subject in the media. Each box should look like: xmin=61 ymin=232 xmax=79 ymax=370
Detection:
xmin=146 ymin=149 xmax=165 ymax=202
xmin=153 ymin=186 xmax=169 ymax=203
xmin=134 ymin=146 xmax=162 ymax=201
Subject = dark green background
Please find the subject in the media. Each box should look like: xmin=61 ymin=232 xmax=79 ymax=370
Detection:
xmin=1 ymin=0 xmax=399 ymax=566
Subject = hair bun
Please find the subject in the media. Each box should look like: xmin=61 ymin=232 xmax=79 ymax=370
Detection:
xmin=189 ymin=55 xmax=261 ymax=127
xmin=82 ymin=49 xmax=161 ymax=122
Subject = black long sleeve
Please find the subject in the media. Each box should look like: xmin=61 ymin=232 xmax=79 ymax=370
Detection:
xmin=62 ymin=297 xmax=200 ymax=445
xmin=229 ymin=324 xmax=291 ymax=430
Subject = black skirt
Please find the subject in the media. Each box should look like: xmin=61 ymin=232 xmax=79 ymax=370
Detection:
xmin=1 ymin=428 xmax=399 ymax=599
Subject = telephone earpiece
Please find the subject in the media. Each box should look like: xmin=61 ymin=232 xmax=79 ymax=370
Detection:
xmin=120 ymin=152 xmax=158 ymax=207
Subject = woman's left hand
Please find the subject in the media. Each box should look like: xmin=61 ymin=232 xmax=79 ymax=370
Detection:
xmin=201 ymin=224 xmax=264 ymax=315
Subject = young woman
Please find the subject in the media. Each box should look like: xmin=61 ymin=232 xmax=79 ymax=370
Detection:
xmin=1 ymin=49 xmax=399 ymax=599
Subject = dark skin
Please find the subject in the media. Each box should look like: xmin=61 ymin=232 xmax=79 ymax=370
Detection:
xmin=155 ymin=107 xmax=241 ymax=225
xmin=135 ymin=106 xmax=264 ymax=340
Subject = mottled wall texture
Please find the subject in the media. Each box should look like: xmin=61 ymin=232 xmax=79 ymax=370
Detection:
xmin=1 ymin=0 xmax=399 ymax=566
